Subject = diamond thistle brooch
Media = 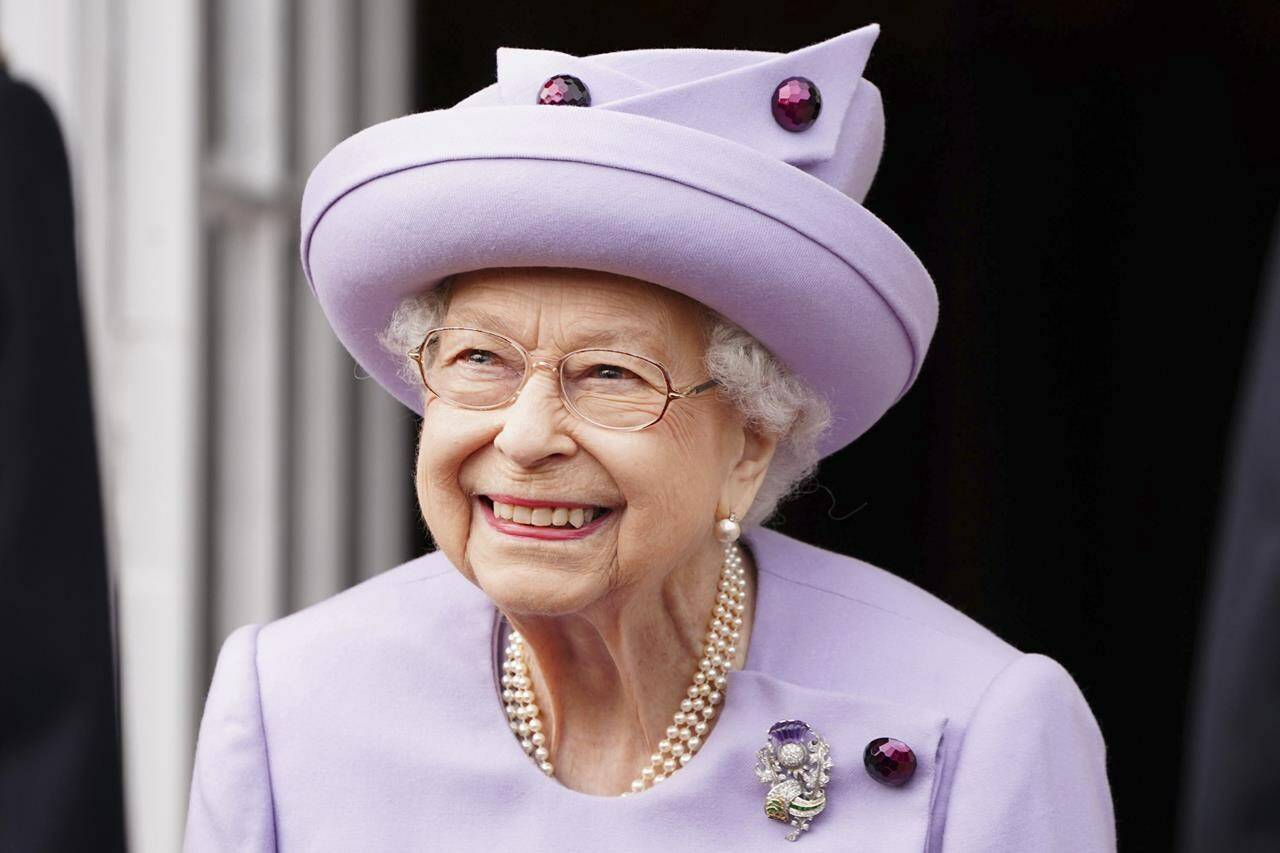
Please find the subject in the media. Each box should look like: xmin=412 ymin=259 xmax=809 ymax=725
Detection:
xmin=755 ymin=720 xmax=834 ymax=841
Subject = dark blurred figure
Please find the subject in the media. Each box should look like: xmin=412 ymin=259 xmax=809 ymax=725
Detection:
xmin=0 ymin=58 xmax=127 ymax=851
xmin=1180 ymin=208 xmax=1280 ymax=853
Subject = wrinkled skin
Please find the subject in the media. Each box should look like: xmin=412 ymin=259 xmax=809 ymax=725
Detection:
xmin=414 ymin=267 xmax=777 ymax=795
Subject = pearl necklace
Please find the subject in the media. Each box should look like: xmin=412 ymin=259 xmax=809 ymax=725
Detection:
xmin=500 ymin=540 xmax=748 ymax=796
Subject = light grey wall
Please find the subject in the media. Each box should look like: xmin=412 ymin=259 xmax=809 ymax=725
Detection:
xmin=0 ymin=2 xmax=415 ymax=849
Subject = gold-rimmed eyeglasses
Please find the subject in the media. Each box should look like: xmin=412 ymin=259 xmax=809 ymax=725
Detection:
xmin=407 ymin=326 xmax=720 ymax=431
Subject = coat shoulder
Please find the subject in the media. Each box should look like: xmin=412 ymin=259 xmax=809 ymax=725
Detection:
xmin=748 ymin=525 xmax=1018 ymax=655
xmin=744 ymin=526 xmax=1024 ymax=713
xmin=250 ymin=548 xmax=483 ymax=663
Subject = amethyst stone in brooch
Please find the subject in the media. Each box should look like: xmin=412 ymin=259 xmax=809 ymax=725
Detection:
xmin=755 ymin=720 xmax=834 ymax=841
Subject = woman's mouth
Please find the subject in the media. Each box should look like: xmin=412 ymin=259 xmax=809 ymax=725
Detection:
xmin=478 ymin=495 xmax=616 ymax=540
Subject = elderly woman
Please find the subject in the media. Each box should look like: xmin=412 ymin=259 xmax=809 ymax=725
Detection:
xmin=184 ymin=24 xmax=1114 ymax=851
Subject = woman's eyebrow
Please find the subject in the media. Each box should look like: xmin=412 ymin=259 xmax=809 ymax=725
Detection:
xmin=448 ymin=309 xmax=666 ymax=353
xmin=571 ymin=325 xmax=665 ymax=351
xmin=446 ymin=307 xmax=519 ymax=334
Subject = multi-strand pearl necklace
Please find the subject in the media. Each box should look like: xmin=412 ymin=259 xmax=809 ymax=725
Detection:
xmin=500 ymin=539 xmax=748 ymax=796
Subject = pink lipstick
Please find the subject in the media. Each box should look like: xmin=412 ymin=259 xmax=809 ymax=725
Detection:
xmin=477 ymin=495 xmax=615 ymax=541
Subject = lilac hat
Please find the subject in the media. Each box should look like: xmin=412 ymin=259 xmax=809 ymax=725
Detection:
xmin=300 ymin=22 xmax=938 ymax=459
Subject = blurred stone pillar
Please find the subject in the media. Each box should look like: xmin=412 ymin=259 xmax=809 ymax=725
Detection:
xmin=0 ymin=2 xmax=414 ymax=849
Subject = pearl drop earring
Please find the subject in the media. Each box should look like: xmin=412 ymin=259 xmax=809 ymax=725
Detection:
xmin=715 ymin=511 xmax=741 ymax=543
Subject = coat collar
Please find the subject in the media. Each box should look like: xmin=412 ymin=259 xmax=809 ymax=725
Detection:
xmin=418 ymin=524 xmax=953 ymax=846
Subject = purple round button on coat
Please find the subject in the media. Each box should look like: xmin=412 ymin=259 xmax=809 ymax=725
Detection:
xmin=771 ymin=76 xmax=822 ymax=132
xmin=537 ymin=74 xmax=591 ymax=107
xmin=863 ymin=737 xmax=916 ymax=786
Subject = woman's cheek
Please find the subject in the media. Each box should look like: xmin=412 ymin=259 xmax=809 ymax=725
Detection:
xmin=416 ymin=446 xmax=463 ymax=549
xmin=614 ymin=461 xmax=706 ymax=567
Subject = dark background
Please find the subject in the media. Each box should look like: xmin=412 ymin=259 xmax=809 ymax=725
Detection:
xmin=414 ymin=3 xmax=1280 ymax=849
xmin=0 ymin=67 xmax=125 ymax=851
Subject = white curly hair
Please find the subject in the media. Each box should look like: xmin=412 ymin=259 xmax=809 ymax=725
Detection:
xmin=378 ymin=274 xmax=832 ymax=528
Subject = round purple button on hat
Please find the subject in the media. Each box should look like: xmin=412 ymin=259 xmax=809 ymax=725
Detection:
xmin=537 ymin=74 xmax=591 ymax=106
xmin=771 ymin=76 xmax=822 ymax=132
xmin=863 ymin=737 xmax=916 ymax=786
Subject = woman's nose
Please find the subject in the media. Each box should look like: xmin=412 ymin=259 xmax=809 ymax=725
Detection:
xmin=491 ymin=363 xmax=577 ymax=466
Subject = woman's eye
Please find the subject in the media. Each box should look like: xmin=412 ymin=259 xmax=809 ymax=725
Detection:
xmin=589 ymin=363 xmax=637 ymax=380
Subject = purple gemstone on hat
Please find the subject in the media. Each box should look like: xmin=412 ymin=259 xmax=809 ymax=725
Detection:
xmin=538 ymin=74 xmax=591 ymax=107
xmin=768 ymin=719 xmax=814 ymax=749
xmin=771 ymin=76 xmax=822 ymax=132
xmin=863 ymin=737 xmax=916 ymax=786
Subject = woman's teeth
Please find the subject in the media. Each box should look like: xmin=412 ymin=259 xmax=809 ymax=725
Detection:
xmin=490 ymin=500 xmax=603 ymax=528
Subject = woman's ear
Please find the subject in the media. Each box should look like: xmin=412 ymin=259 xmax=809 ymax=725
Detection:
xmin=718 ymin=425 xmax=779 ymax=521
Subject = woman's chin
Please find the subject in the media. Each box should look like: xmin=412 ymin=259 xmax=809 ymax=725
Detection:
xmin=460 ymin=542 xmax=596 ymax=609
xmin=471 ymin=565 xmax=607 ymax=617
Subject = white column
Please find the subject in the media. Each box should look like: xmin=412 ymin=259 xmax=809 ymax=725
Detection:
xmin=1 ymin=1 xmax=415 ymax=849
xmin=291 ymin=0 xmax=414 ymax=600
xmin=108 ymin=5 xmax=204 ymax=851
xmin=355 ymin=0 xmax=417 ymax=582
xmin=204 ymin=0 xmax=292 ymax=644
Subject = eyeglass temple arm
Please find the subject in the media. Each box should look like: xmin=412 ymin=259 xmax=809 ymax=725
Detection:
xmin=671 ymin=378 xmax=719 ymax=399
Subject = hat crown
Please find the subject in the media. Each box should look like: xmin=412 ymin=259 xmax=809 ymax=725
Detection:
xmin=456 ymin=24 xmax=886 ymax=204
xmin=300 ymin=23 xmax=937 ymax=461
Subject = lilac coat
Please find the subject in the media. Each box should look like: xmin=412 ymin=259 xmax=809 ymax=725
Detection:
xmin=184 ymin=525 xmax=1115 ymax=851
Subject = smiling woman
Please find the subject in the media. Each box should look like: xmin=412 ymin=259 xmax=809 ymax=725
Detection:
xmin=381 ymin=268 xmax=834 ymax=530
xmin=184 ymin=23 xmax=1114 ymax=852
xmin=396 ymin=266 xmax=778 ymax=788
xmin=389 ymin=266 xmax=800 ymax=792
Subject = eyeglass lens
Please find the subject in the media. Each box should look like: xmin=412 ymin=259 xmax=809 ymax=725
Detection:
xmin=420 ymin=328 xmax=670 ymax=428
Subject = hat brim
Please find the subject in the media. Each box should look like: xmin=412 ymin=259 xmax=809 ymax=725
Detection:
xmin=301 ymin=105 xmax=937 ymax=459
